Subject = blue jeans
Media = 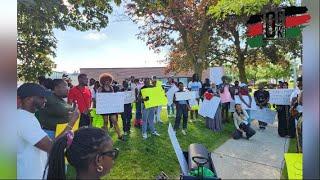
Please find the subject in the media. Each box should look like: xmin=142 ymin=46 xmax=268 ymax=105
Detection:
xmin=142 ymin=105 xmax=156 ymax=134
xmin=167 ymin=103 xmax=175 ymax=115
xmin=44 ymin=129 xmax=55 ymax=139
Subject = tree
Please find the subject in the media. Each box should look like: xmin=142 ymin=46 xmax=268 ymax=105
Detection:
xmin=126 ymin=0 xmax=219 ymax=80
xmin=206 ymin=0 xmax=301 ymax=83
xmin=18 ymin=0 xmax=119 ymax=82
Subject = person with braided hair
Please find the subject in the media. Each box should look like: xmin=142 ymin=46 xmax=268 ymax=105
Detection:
xmin=46 ymin=127 xmax=118 ymax=180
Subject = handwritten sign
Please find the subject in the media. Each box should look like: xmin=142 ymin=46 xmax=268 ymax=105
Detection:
xmin=268 ymin=89 xmax=294 ymax=105
xmin=209 ymin=67 xmax=224 ymax=85
xmin=96 ymin=92 xmax=125 ymax=114
xmin=166 ymin=85 xmax=179 ymax=106
xmin=284 ymin=153 xmax=302 ymax=180
xmin=124 ymin=91 xmax=135 ymax=104
xmin=175 ymin=91 xmax=197 ymax=101
xmin=250 ymin=108 xmax=277 ymax=124
xmin=141 ymin=87 xmax=168 ymax=108
xmin=199 ymin=97 xmax=221 ymax=119
xmin=168 ymin=123 xmax=189 ymax=175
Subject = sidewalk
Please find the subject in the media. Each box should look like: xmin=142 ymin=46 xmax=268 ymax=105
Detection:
xmin=211 ymin=120 xmax=290 ymax=179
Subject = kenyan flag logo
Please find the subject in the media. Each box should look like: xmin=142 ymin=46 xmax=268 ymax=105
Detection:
xmin=246 ymin=6 xmax=311 ymax=48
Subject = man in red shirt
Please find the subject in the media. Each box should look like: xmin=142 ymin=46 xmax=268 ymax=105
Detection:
xmin=68 ymin=74 xmax=92 ymax=127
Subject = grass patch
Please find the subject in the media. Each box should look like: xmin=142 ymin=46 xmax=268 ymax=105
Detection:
xmin=66 ymin=107 xmax=235 ymax=179
xmin=280 ymin=138 xmax=297 ymax=179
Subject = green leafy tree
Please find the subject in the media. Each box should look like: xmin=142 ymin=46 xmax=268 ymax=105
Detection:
xmin=18 ymin=0 xmax=119 ymax=82
xmin=207 ymin=0 xmax=300 ymax=83
xmin=126 ymin=0 xmax=219 ymax=80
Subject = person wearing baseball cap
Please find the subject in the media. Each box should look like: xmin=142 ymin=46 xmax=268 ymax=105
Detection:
xmin=17 ymin=83 xmax=53 ymax=179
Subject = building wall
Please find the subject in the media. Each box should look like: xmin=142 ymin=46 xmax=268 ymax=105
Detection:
xmin=80 ymin=67 xmax=210 ymax=84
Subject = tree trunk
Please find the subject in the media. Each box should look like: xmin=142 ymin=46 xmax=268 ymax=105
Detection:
xmin=237 ymin=56 xmax=247 ymax=83
xmin=233 ymin=29 xmax=247 ymax=83
xmin=194 ymin=62 xmax=204 ymax=81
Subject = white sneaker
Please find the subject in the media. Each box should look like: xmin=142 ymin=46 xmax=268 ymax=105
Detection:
xmin=182 ymin=129 xmax=187 ymax=135
xmin=152 ymin=131 xmax=160 ymax=136
xmin=189 ymin=119 xmax=193 ymax=123
xmin=142 ymin=133 xmax=148 ymax=139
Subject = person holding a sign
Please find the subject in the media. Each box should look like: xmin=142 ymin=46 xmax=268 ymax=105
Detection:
xmin=97 ymin=73 xmax=124 ymax=141
xmin=120 ymin=81 xmax=133 ymax=136
xmin=139 ymin=78 xmax=161 ymax=139
xmin=204 ymin=83 xmax=223 ymax=132
xmin=36 ymin=79 xmax=76 ymax=139
xmin=238 ymin=83 xmax=253 ymax=121
xmin=173 ymin=82 xmax=191 ymax=135
xmin=188 ymin=73 xmax=202 ymax=122
xmin=274 ymin=82 xmax=294 ymax=137
xmin=232 ymin=104 xmax=256 ymax=140
xmin=165 ymin=77 xmax=176 ymax=117
xmin=254 ymin=83 xmax=270 ymax=130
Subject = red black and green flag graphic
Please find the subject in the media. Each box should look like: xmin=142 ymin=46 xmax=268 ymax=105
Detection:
xmin=246 ymin=6 xmax=311 ymax=48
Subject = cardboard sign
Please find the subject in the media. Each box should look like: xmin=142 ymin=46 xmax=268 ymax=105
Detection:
xmin=175 ymin=91 xmax=197 ymax=101
xmin=124 ymin=91 xmax=135 ymax=104
xmin=199 ymin=97 xmax=221 ymax=119
xmin=284 ymin=153 xmax=303 ymax=180
xmin=168 ymin=123 xmax=189 ymax=175
xmin=96 ymin=92 xmax=125 ymax=114
xmin=209 ymin=67 xmax=224 ymax=85
xmin=268 ymin=89 xmax=294 ymax=105
xmin=55 ymin=116 xmax=80 ymax=137
xmin=234 ymin=95 xmax=258 ymax=110
xmin=250 ymin=108 xmax=277 ymax=124
xmin=141 ymin=87 xmax=168 ymax=108
xmin=166 ymin=85 xmax=179 ymax=106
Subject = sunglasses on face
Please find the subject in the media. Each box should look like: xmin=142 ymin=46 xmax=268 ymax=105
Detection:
xmin=99 ymin=148 xmax=119 ymax=160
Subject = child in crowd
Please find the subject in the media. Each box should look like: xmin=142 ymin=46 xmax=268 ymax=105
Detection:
xmin=232 ymin=104 xmax=256 ymax=140
xmin=121 ymin=81 xmax=133 ymax=136
xmin=188 ymin=73 xmax=202 ymax=122
xmin=173 ymin=82 xmax=191 ymax=135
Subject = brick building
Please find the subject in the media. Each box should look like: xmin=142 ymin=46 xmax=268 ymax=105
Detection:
xmin=80 ymin=67 xmax=210 ymax=85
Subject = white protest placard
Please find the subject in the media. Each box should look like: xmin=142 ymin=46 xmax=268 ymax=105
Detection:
xmin=209 ymin=67 xmax=224 ymax=85
xmin=166 ymin=85 xmax=179 ymax=106
xmin=234 ymin=95 xmax=258 ymax=110
xmin=175 ymin=91 xmax=197 ymax=101
xmin=96 ymin=92 xmax=125 ymax=114
xmin=168 ymin=123 xmax=189 ymax=175
xmin=188 ymin=98 xmax=198 ymax=107
xmin=229 ymin=100 xmax=236 ymax=112
xmin=268 ymin=89 xmax=294 ymax=105
xmin=124 ymin=91 xmax=135 ymax=104
xmin=250 ymin=108 xmax=277 ymax=124
xmin=199 ymin=97 xmax=221 ymax=119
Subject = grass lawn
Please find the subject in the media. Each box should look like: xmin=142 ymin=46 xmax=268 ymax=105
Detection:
xmin=67 ymin=106 xmax=235 ymax=179
xmin=280 ymin=138 xmax=298 ymax=179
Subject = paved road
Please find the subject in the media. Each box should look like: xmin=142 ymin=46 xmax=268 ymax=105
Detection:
xmin=211 ymin=120 xmax=290 ymax=179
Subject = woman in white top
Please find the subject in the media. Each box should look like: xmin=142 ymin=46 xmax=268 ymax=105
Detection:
xmin=232 ymin=104 xmax=256 ymax=140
